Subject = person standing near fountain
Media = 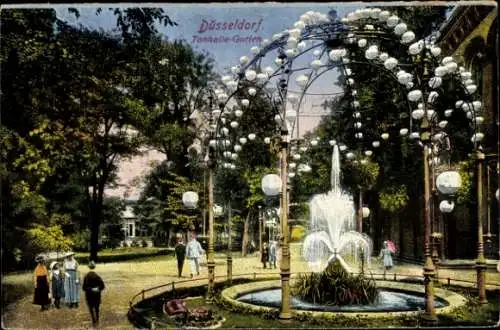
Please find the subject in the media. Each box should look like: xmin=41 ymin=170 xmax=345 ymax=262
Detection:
xmin=379 ymin=241 xmax=394 ymax=271
xmin=186 ymin=232 xmax=204 ymax=278
xmin=261 ymin=242 xmax=269 ymax=269
xmin=268 ymin=241 xmax=277 ymax=269
xmin=174 ymin=235 xmax=186 ymax=278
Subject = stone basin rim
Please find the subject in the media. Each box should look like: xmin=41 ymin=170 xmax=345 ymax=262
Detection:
xmin=221 ymin=280 xmax=468 ymax=318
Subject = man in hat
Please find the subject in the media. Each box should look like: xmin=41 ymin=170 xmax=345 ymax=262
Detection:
xmin=174 ymin=234 xmax=186 ymax=278
xmin=185 ymin=232 xmax=204 ymax=278
xmin=82 ymin=261 xmax=105 ymax=327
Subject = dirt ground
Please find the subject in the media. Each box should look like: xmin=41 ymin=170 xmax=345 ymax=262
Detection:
xmin=2 ymin=245 xmax=499 ymax=329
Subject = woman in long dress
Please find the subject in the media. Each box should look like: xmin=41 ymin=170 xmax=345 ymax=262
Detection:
xmin=33 ymin=256 xmax=50 ymax=311
xmin=379 ymin=241 xmax=393 ymax=270
xmin=63 ymin=254 xmax=80 ymax=308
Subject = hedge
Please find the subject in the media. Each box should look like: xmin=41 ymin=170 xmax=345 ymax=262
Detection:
xmin=75 ymin=248 xmax=174 ymax=264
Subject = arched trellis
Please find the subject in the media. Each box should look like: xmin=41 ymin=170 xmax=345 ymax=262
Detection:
xmin=196 ymin=7 xmax=488 ymax=319
xmin=208 ymin=11 xmax=482 ymax=173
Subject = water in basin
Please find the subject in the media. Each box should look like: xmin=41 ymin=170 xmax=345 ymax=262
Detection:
xmin=237 ymin=288 xmax=448 ymax=312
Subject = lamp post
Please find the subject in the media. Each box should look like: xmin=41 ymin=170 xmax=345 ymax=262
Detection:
xmin=435 ymin=170 xmax=461 ymax=282
xmin=357 ymin=189 xmax=363 ymax=232
xmin=259 ymin=205 xmax=263 ymax=257
xmin=279 ymin=124 xmax=291 ymax=320
xmin=474 ymin=146 xmax=488 ymax=304
xmin=261 ymin=172 xmax=290 ymax=320
xmin=419 ymin=96 xmax=437 ymax=323
xmin=226 ymin=200 xmax=233 ymax=282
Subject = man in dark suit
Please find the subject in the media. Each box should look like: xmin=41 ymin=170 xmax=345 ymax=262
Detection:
xmin=174 ymin=234 xmax=187 ymax=278
xmin=82 ymin=261 xmax=105 ymax=327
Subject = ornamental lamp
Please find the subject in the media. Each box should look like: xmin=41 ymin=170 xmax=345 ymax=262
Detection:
xmin=439 ymin=200 xmax=455 ymax=213
xmin=214 ymin=204 xmax=224 ymax=217
xmin=261 ymin=174 xmax=281 ymax=196
xmin=436 ymin=171 xmax=462 ymax=196
xmin=362 ymin=207 xmax=370 ymax=218
xmin=182 ymin=191 xmax=199 ymax=209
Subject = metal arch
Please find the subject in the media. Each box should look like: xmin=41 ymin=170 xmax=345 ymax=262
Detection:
xmin=214 ymin=15 xmax=480 ymax=157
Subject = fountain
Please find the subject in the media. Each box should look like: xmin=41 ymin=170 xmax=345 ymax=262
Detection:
xmin=302 ymin=145 xmax=373 ymax=273
xmin=227 ymin=145 xmax=465 ymax=314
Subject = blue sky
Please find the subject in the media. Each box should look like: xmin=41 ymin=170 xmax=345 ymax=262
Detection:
xmin=53 ymin=3 xmax=362 ymax=75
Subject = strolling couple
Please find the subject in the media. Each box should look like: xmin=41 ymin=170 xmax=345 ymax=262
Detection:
xmin=175 ymin=232 xmax=205 ymax=278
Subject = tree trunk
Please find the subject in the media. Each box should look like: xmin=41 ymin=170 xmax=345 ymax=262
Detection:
xmin=89 ymin=207 xmax=102 ymax=262
xmin=89 ymin=176 xmax=106 ymax=262
xmin=241 ymin=209 xmax=251 ymax=257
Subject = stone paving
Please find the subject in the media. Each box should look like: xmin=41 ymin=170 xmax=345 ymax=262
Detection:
xmin=2 ymin=244 xmax=499 ymax=329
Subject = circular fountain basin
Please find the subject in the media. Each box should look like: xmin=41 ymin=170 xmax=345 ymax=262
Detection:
xmin=221 ymin=280 xmax=467 ymax=318
xmin=237 ymin=288 xmax=446 ymax=312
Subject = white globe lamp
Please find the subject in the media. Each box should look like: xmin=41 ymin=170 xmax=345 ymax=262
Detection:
xmin=182 ymin=191 xmax=199 ymax=209
xmin=261 ymin=174 xmax=281 ymax=196
xmin=436 ymin=171 xmax=462 ymax=196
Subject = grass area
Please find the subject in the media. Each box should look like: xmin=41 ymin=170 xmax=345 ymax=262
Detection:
xmin=75 ymin=247 xmax=169 ymax=257
xmin=135 ymin=281 xmax=500 ymax=329
xmin=1 ymin=272 xmax=33 ymax=311
xmin=74 ymin=247 xmax=174 ymax=264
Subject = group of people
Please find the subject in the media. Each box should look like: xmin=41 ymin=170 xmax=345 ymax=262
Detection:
xmin=174 ymin=232 xmax=205 ymax=278
xmin=260 ymin=240 xmax=278 ymax=269
xmin=33 ymin=254 xmax=105 ymax=327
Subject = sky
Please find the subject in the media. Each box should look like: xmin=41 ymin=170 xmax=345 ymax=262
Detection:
xmin=54 ymin=3 xmax=361 ymax=73
xmin=6 ymin=2 xmax=458 ymax=200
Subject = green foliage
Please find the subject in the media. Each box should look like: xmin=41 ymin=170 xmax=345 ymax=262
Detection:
xmin=71 ymin=229 xmax=91 ymax=252
xmin=292 ymin=259 xmax=378 ymax=305
xmin=290 ymin=225 xmax=306 ymax=242
xmin=102 ymin=197 xmax=126 ymax=225
xmin=26 ymin=224 xmax=74 ymax=254
xmin=163 ymin=172 xmax=202 ymax=231
xmin=74 ymin=248 xmax=172 ymax=265
xmin=456 ymin=161 xmax=474 ymax=205
xmin=345 ymin=159 xmax=380 ymax=190
xmin=243 ymin=167 xmax=277 ymax=209
xmin=379 ymin=185 xmax=409 ymax=213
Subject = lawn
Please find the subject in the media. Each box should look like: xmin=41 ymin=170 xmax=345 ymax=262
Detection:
xmin=142 ymin=290 xmax=500 ymax=329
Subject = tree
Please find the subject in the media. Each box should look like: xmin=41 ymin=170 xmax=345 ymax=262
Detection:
xmin=1 ymin=8 xmax=177 ymax=263
xmin=128 ymin=39 xmax=217 ymax=179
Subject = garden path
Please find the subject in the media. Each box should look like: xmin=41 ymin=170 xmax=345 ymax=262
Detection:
xmin=2 ymin=245 xmax=499 ymax=329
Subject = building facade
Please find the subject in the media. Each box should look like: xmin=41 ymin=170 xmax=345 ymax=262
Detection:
xmin=436 ymin=4 xmax=498 ymax=261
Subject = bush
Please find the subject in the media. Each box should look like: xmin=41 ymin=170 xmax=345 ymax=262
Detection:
xmin=141 ymin=240 xmax=148 ymax=248
xmin=74 ymin=248 xmax=173 ymax=264
xmin=71 ymin=229 xmax=91 ymax=252
xmin=27 ymin=224 xmax=74 ymax=254
xmin=290 ymin=225 xmax=306 ymax=242
xmin=291 ymin=259 xmax=378 ymax=305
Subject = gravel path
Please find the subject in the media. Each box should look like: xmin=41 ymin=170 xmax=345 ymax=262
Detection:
xmin=2 ymin=245 xmax=499 ymax=329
